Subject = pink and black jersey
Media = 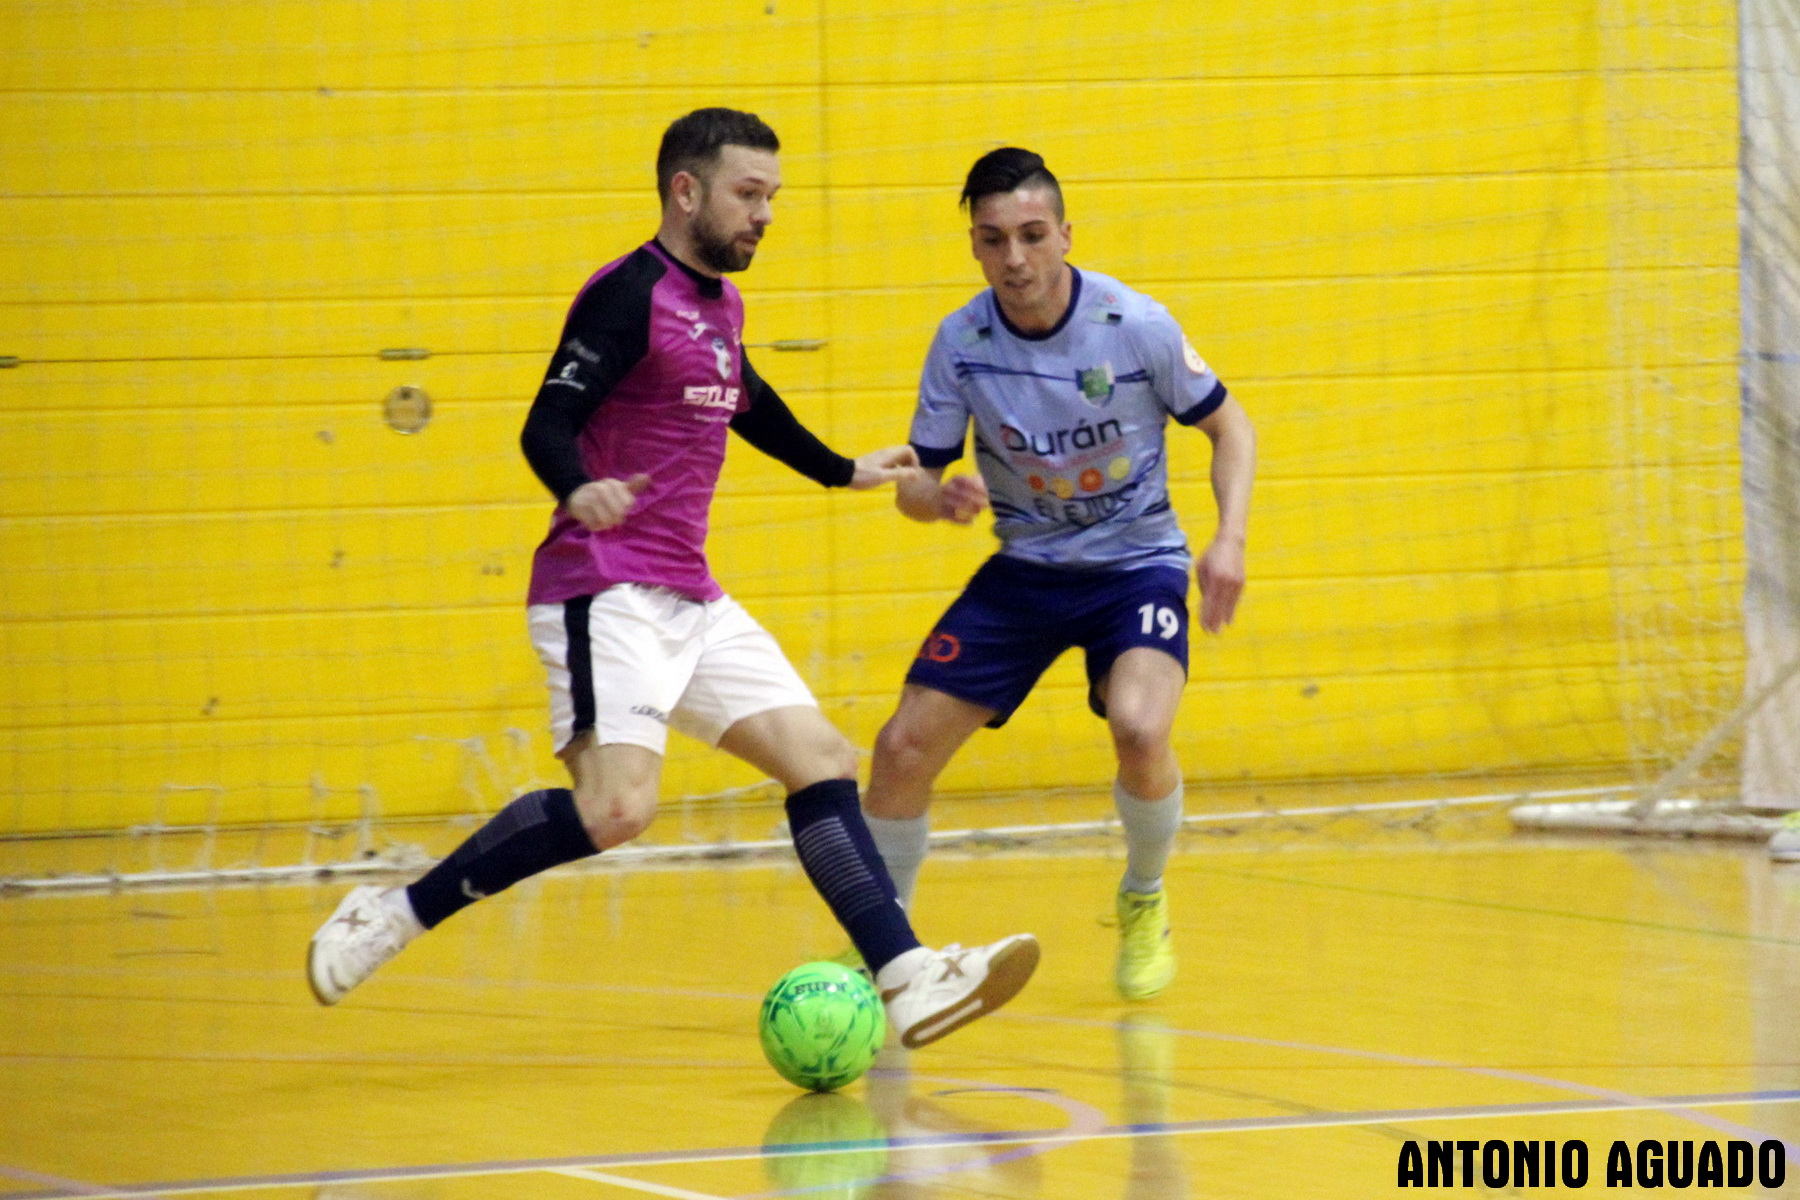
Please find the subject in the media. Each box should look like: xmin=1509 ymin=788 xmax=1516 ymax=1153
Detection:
xmin=521 ymin=239 xmax=853 ymax=605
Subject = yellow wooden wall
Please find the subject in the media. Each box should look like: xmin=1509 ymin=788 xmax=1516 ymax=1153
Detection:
xmin=0 ymin=1 xmax=1742 ymax=833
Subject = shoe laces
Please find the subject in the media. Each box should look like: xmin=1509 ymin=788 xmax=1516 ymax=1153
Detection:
xmin=1117 ymin=894 xmax=1166 ymax=952
xmin=896 ymin=944 xmax=970 ymax=998
xmin=334 ymin=903 xmax=408 ymax=972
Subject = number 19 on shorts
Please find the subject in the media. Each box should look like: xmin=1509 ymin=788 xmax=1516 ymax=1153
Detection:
xmin=1138 ymin=603 xmax=1180 ymax=640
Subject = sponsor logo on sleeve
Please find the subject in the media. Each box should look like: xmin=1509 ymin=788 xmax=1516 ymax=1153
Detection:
xmin=1181 ymin=336 xmax=1209 ymax=376
xmin=545 ymin=360 xmax=587 ymax=390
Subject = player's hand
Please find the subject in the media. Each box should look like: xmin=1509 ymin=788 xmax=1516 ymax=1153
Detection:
xmin=937 ymin=473 xmax=988 ymax=524
xmin=1196 ymin=535 xmax=1246 ymax=634
xmin=565 ymin=474 xmax=650 ymax=532
xmin=849 ymin=444 xmax=920 ymax=490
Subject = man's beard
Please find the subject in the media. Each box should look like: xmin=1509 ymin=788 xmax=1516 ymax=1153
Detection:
xmin=691 ymin=204 xmax=756 ymax=273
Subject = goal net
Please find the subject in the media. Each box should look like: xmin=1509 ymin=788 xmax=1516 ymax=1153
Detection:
xmin=0 ymin=0 xmax=1764 ymax=890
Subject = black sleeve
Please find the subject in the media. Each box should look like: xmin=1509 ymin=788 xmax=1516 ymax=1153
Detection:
xmin=912 ymin=440 xmax=965 ymax=468
xmin=728 ymin=352 xmax=857 ymax=488
xmin=518 ymin=250 xmax=662 ymax=503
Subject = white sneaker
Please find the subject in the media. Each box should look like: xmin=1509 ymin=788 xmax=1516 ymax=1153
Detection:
xmin=1771 ymin=813 xmax=1800 ymax=862
xmin=880 ymin=935 xmax=1039 ymax=1049
xmin=306 ymin=885 xmax=418 ymax=1005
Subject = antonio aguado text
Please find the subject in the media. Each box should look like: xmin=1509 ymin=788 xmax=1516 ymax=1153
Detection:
xmin=1397 ymin=1138 xmax=1785 ymax=1189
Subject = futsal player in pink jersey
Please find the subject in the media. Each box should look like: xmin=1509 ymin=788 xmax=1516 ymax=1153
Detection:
xmin=307 ymin=109 xmax=1038 ymax=1049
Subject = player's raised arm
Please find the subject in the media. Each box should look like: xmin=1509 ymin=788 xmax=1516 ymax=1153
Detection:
xmin=519 ymin=259 xmax=658 ymax=531
xmin=1192 ymin=394 xmax=1256 ymax=633
xmin=730 ymin=351 xmax=922 ymax=492
xmin=728 ymin=350 xmax=855 ymax=486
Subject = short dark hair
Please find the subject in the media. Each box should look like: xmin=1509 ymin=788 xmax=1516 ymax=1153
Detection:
xmin=960 ymin=147 xmax=1063 ymax=220
xmin=656 ymin=108 xmax=780 ymax=204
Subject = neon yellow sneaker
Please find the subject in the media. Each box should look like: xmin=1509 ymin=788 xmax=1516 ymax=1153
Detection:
xmin=1115 ymin=888 xmax=1176 ymax=1000
xmin=829 ymin=945 xmax=870 ymax=980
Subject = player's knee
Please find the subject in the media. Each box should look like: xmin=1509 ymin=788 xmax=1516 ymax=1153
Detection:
xmin=873 ymin=715 xmax=935 ymax=779
xmin=572 ymin=782 xmax=658 ymax=850
xmin=1109 ymin=714 xmax=1172 ymax=771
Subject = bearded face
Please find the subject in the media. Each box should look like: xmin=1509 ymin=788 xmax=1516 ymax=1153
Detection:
xmin=689 ymin=181 xmax=761 ymax=273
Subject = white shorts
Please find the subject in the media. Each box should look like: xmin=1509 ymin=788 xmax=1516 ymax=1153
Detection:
xmin=528 ymin=584 xmax=818 ymax=755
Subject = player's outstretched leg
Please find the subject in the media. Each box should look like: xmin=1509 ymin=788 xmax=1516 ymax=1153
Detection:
xmin=307 ymin=786 xmax=600 ymax=1004
xmin=308 ymin=743 xmax=656 ymax=1004
xmin=787 ymin=776 xmax=1039 ymax=1048
xmin=722 ymin=706 xmax=1037 ymax=1048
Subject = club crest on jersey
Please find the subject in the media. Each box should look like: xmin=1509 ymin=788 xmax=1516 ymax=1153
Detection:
xmin=1076 ymin=362 xmax=1116 ymax=407
xmin=710 ymin=336 xmax=732 ymax=379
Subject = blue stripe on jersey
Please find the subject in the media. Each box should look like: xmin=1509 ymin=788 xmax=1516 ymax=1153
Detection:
xmin=953 ymin=362 xmax=1071 ymax=384
xmin=954 ymin=361 xmax=1152 ymax=388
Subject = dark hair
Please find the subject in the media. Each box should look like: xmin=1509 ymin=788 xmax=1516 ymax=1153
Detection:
xmin=656 ymin=108 xmax=780 ymax=204
xmin=960 ymin=147 xmax=1063 ymax=219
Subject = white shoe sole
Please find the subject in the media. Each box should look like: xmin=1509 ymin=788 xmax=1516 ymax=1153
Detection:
xmin=890 ymin=935 xmax=1040 ymax=1049
xmin=306 ymin=936 xmax=340 ymax=1006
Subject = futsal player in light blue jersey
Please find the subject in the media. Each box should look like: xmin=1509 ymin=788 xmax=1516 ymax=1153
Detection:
xmin=863 ymin=148 xmax=1257 ymax=1000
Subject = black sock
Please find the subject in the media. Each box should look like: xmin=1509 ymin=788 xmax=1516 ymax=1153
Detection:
xmin=785 ymin=778 xmax=922 ymax=974
xmin=405 ymin=788 xmax=597 ymax=929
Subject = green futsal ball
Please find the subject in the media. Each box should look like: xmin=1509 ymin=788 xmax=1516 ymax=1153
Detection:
xmin=759 ymin=961 xmax=886 ymax=1091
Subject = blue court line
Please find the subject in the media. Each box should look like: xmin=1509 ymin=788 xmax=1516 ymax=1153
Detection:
xmin=8 ymin=1088 xmax=1799 ymax=1200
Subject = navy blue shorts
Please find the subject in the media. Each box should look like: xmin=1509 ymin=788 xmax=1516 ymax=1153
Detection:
xmin=906 ymin=555 xmax=1190 ymax=728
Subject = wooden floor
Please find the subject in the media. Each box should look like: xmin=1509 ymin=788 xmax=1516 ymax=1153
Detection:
xmin=6 ymin=804 xmax=1800 ymax=1198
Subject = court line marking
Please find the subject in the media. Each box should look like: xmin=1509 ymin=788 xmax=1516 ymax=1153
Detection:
xmin=1012 ymin=1013 xmax=1800 ymax=1159
xmin=1192 ymin=861 xmax=1800 ymax=948
xmin=8 ymin=1088 xmax=1798 ymax=1200
xmin=554 ymin=1167 xmax=727 ymax=1200
xmin=0 ymin=1165 xmax=172 ymax=1200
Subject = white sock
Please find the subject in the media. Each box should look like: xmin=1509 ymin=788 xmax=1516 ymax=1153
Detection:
xmin=381 ymin=886 xmax=425 ymax=939
xmin=1115 ymin=778 xmax=1183 ymax=894
xmin=875 ymin=945 xmax=932 ymax=992
xmin=866 ymin=813 xmax=930 ymax=911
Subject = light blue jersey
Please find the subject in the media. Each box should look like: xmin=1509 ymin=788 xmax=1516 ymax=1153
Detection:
xmin=910 ymin=267 xmax=1227 ymax=571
